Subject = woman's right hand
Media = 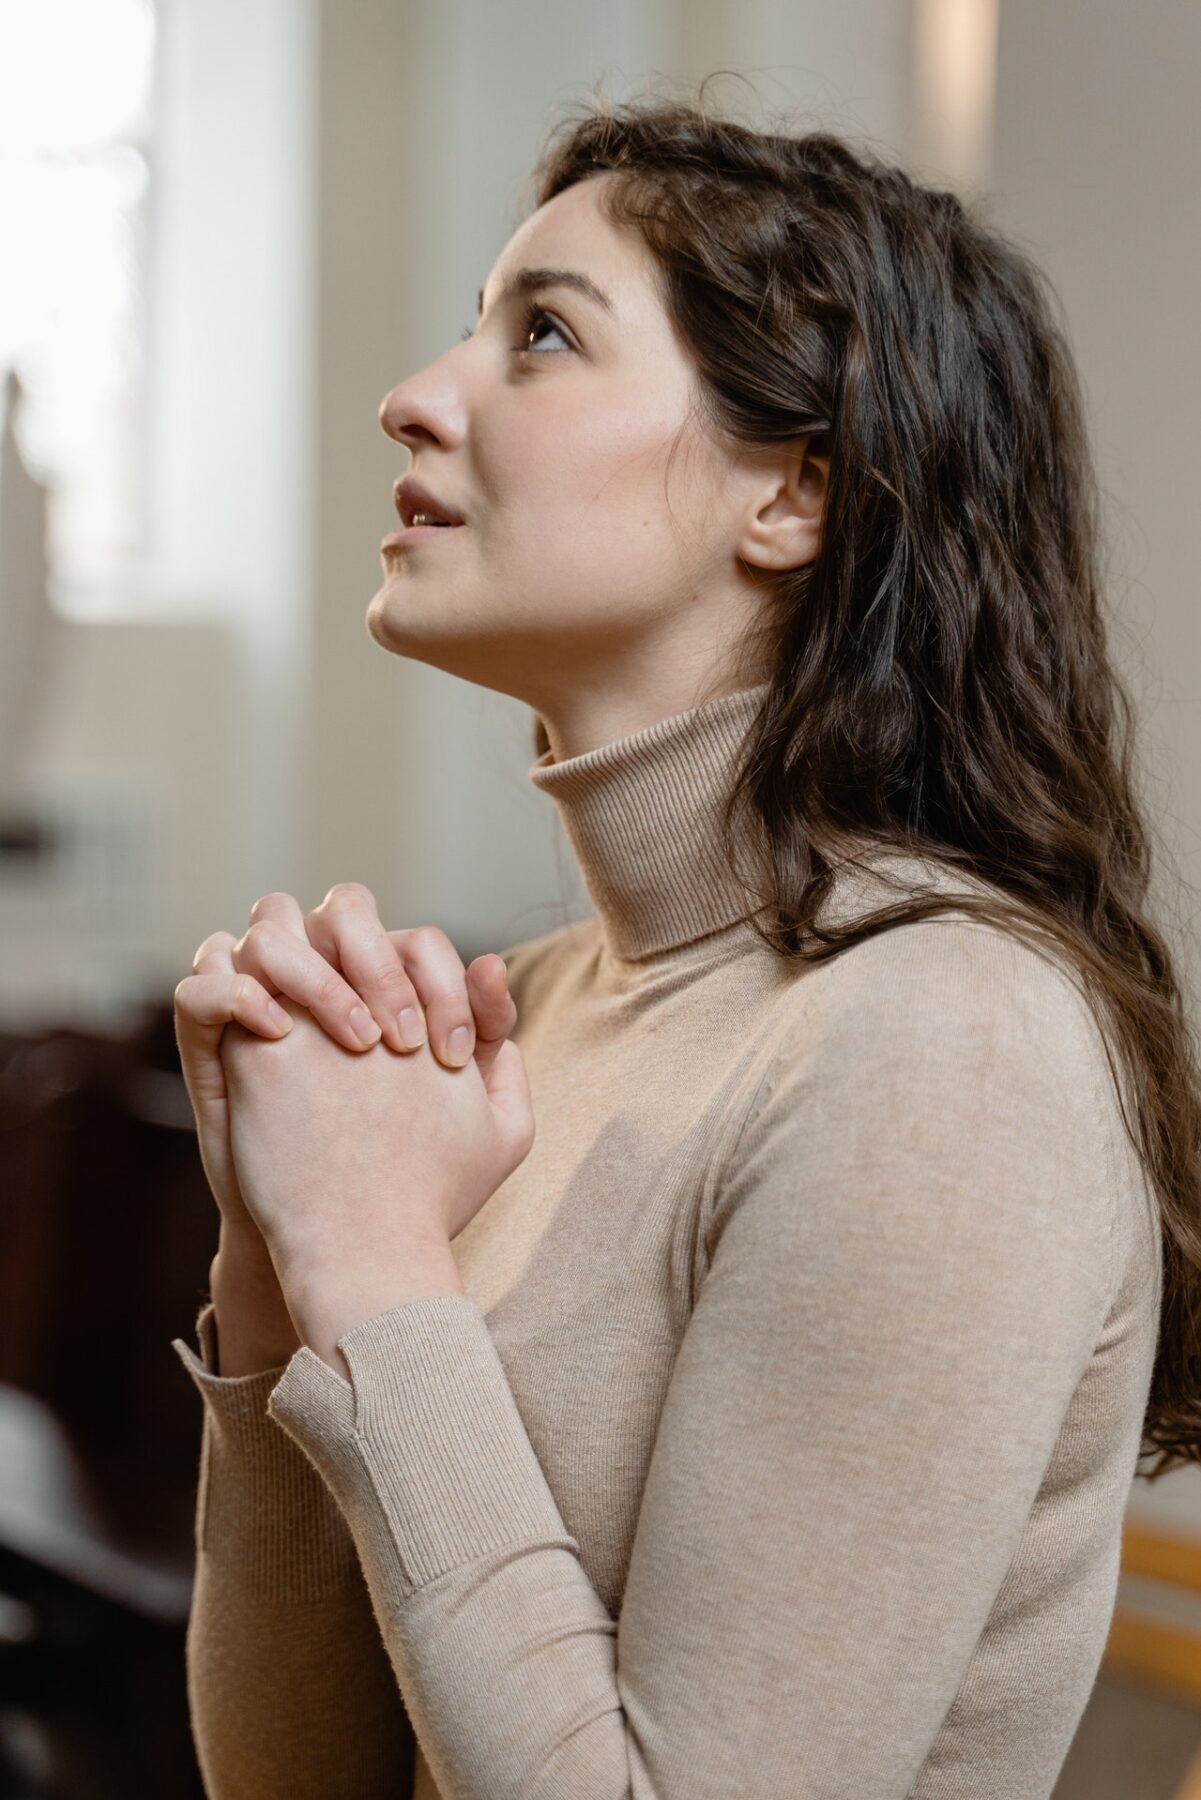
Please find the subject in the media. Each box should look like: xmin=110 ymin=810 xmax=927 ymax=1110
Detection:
xmin=173 ymin=884 xmax=518 ymax=1236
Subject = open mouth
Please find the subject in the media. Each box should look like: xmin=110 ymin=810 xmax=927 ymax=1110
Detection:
xmin=381 ymin=520 xmax=466 ymax=551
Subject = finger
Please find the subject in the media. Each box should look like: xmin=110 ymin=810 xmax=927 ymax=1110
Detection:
xmin=478 ymin=1037 xmax=536 ymax=1180
xmin=192 ymin=929 xmax=238 ymax=973
xmin=245 ymin=891 xmax=388 ymax=1050
xmin=390 ymin=940 xmax=515 ymax=1071
xmin=386 ymin=925 xmax=487 ymax=1071
xmin=464 ymin=955 xmax=517 ymax=1078
xmin=245 ymin=892 xmax=309 ymax=977
xmin=174 ymin=970 xmax=294 ymax=1107
xmin=189 ymin=932 xmax=294 ymax=1035
xmin=222 ymin=892 xmax=311 ymax=1004
xmin=232 ymin=908 xmax=384 ymax=1053
xmin=305 ymin=883 xmax=428 ymax=1056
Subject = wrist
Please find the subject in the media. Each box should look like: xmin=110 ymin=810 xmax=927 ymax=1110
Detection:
xmin=215 ymin=1214 xmax=276 ymax=1266
xmin=282 ymin=1236 xmax=465 ymax=1378
xmin=210 ymin=1225 xmax=302 ymax=1377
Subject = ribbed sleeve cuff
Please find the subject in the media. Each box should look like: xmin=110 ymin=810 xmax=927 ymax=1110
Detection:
xmin=171 ymin=1303 xmax=363 ymax=1599
xmin=266 ymin=1295 xmax=579 ymax=1601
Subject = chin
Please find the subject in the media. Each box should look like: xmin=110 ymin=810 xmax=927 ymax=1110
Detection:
xmin=364 ymin=588 xmax=463 ymax=675
xmin=365 ymin=583 xmax=413 ymax=653
xmin=365 ymin=584 xmax=389 ymax=636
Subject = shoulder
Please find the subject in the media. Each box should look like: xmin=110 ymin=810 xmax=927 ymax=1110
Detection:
xmin=763 ymin=852 xmax=1115 ymax=1101
xmin=710 ymin=907 xmax=1122 ymax=1306
xmin=796 ymin=912 xmax=1107 ymax=1084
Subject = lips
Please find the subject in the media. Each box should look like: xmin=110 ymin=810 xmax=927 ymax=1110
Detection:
xmin=393 ymin=476 xmax=466 ymax=528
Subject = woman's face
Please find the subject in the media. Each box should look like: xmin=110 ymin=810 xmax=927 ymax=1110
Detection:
xmin=370 ymin=171 xmax=821 ymax=752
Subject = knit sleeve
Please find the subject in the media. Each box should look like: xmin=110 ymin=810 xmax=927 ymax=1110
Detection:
xmin=263 ymin=922 xmax=1119 ymax=1799
xmin=170 ymin=1302 xmax=416 ymax=1799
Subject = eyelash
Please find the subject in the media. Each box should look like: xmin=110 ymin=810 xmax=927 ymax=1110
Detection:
xmin=459 ymin=300 xmax=572 ymax=355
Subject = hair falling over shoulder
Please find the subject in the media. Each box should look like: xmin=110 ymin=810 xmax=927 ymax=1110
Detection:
xmin=525 ymin=75 xmax=1201 ymax=1478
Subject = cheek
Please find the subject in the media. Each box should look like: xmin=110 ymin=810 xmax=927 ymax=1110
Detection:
xmin=479 ymin=389 xmax=697 ymax=550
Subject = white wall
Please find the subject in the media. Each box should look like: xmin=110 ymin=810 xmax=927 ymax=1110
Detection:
xmin=145 ymin=0 xmax=319 ymax=915
xmin=989 ymin=0 xmax=1201 ymax=1539
xmin=3 ymin=0 xmax=320 ymax=1027
xmin=6 ymin=618 xmax=243 ymax=1022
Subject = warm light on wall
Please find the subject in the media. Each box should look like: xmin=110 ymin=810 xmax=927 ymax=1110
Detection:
xmin=913 ymin=0 xmax=999 ymax=199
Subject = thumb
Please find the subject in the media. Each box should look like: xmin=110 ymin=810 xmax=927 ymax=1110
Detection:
xmin=481 ymin=1037 xmax=536 ymax=1169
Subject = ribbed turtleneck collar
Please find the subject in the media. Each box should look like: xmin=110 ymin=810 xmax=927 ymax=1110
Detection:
xmin=527 ymin=684 xmax=770 ymax=961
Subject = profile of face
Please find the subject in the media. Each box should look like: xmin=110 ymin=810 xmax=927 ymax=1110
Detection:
xmin=371 ymin=171 xmax=828 ymax=758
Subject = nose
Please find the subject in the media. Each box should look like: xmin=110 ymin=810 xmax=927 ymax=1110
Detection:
xmin=380 ymin=387 xmax=427 ymax=449
xmin=379 ymin=364 xmax=465 ymax=451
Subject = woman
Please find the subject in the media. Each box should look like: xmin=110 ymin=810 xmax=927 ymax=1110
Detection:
xmin=171 ymin=92 xmax=1199 ymax=1799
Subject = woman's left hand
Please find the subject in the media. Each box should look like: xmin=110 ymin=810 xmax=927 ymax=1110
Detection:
xmin=219 ymin=990 xmax=535 ymax=1331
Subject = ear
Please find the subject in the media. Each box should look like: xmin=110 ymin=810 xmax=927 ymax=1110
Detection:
xmin=736 ymin=432 xmax=831 ymax=574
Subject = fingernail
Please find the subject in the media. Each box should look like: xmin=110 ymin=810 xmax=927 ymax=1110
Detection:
xmin=350 ymin=1004 xmax=382 ymax=1047
xmin=398 ymin=1007 xmax=426 ymax=1048
xmin=447 ymin=1025 xmax=473 ymax=1065
xmin=267 ymin=1000 xmax=292 ymax=1033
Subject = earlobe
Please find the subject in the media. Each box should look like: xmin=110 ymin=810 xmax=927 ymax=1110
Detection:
xmin=738 ymin=516 xmax=823 ymax=576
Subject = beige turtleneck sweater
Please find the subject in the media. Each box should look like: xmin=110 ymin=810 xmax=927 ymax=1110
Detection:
xmin=173 ymin=682 xmax=1162 ymax=1800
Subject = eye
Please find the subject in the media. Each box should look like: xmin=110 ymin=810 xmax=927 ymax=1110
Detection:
xmin=514 ymin=302 xmax=572 ymax=355
xmin=458 ymin=300 xmax=574 ymax=355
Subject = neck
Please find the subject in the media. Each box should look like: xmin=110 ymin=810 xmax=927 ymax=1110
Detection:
xmin=527 ymin=682 xmax=771 ymax=961
xmin=536 ymin=676 xmax=763 ymax=766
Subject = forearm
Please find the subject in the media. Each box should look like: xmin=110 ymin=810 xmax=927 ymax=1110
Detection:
xmin=187 ymin=1562 xmax=415 ymax=1800
xmin=173 ymin=1313 xmax=415 ymax=1798
xmin=209 ymin=1223 xmax=302 ymax=1376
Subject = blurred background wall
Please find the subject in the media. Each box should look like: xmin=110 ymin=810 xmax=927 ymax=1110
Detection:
xmin=990 ymin=0 xmax=1201 ymax=1540
xmin=0 ymin=1 xmax=1198 ymax=1794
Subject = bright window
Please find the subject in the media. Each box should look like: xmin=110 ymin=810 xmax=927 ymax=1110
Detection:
xmin=0 ymin=0 xmax=156 ymax=581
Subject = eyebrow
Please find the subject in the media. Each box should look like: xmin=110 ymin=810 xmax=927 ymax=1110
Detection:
xmin=477 ymin=266 xmax=615 ymax=320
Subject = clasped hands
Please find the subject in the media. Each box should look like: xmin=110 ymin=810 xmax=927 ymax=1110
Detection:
xmin=174 ymin=884 xmax=535 ymax=1369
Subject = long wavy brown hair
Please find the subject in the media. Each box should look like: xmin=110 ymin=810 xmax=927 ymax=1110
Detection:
xmin=521 ymin=84 xmax=1200 ymax=1478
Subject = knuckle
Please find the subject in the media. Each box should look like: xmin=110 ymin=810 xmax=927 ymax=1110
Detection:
xmin=192 ymin=930 xmax=232 ymax=969
xmin=321 ymin=881 xmax=377 ymax=913
xmin=232 ymin=972 xmax=260 ymax=1008
xmin=312 ymin=968 xmax=348 ymax=1011
xmin=406 ymin=923 xmax=454 ymax=957
xmin=373 ymin=950 xmax=414 ymax=992
xmin=426 ymin=979 xmax=466 ymax=1012
xmin=238 ymin=919 xmax=279 ymax=960
xmin=380 ymin=976 xmax=417 ymax=1016
xmin=249 ymin=891 xmax=296 ymax=921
